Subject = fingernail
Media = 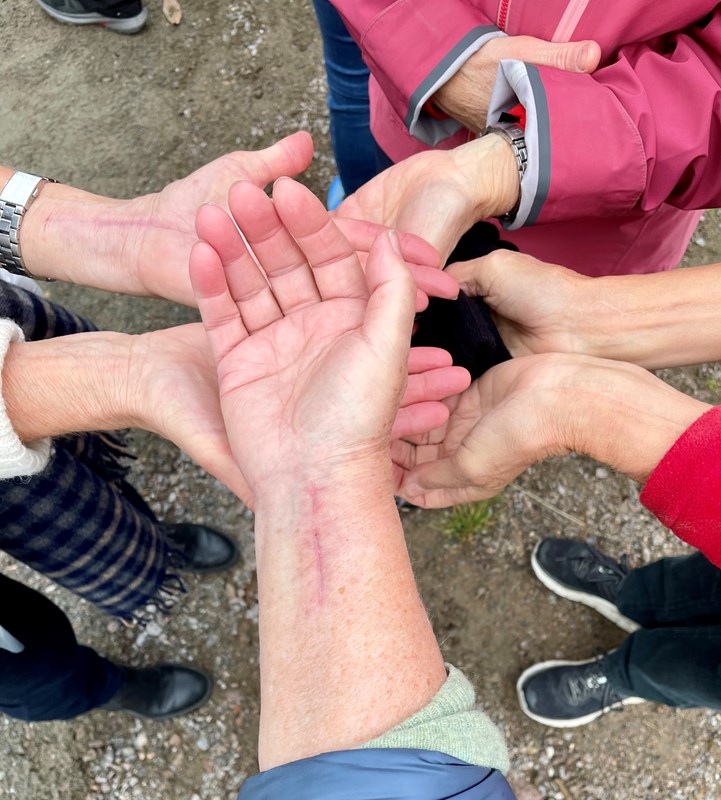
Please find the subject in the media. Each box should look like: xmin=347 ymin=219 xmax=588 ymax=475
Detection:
xmin=404 ymin=481 xmax=421 ymax=498
xmin=388 ymin=229 xmax=402 ymax=255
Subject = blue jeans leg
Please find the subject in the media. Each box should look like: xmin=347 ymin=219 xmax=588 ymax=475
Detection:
xmin=312 ymin=0 xmax=381 ymax=193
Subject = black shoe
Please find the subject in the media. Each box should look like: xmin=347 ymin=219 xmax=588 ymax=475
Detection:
xmin=101 ymin=664 xmax=213 ymax=720
xmin=35 ymin=0 xmax=147 ymax=33
xmin=531 ymin=538 xmax=639 ymax=632
xmin=164 ymin=523 xmax=240 ymax=574
xmin=517 ymin=657 xmax=644 ymax=728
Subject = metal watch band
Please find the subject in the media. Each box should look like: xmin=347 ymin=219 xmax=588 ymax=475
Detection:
xmin=0 ymin=171 xmax=56 ymax=280
xmin=483 ymin=122 xmax=528 ymax=179
xmin=482 ymin=122 xmax=527 ymax=222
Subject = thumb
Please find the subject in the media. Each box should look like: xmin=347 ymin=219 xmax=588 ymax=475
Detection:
xmin=446 ymin=250 xmax=541 ymax=299
xmin=362 ymin=230 xmax=417 ymax=362
xmin=495 ymin=35 xmax=601 ymax=73
xmin=241 ymin=131 xmax=315 ymax=186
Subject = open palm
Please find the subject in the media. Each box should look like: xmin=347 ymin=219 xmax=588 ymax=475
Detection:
xmin=190 ymin=178 xmax=470 ymax=493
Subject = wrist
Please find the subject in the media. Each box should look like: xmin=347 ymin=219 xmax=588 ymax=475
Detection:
xmin=3 ymin=331 xmax=135 ymax=442
xmin=561 ymin=358 xmax=711 ymax=483
xmin=253 ymin=454 xmax=394 ymax=518
xmin=19 ymin=181 xmax=135 ymax=290
xmin=451 ymin=134 xmax=521 ymax=221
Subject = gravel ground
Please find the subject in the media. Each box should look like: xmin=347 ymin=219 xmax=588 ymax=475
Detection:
xmin=1 ymin=3 xmax=720 ymax=799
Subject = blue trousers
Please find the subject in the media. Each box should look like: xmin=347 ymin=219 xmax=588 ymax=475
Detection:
xmin=312 ymin=0 xmax=390 ymax=192
xmin=603 ymin=552 xmax=721 ymax=709
xmin=0 ymin=573 xmax=123 ymax=721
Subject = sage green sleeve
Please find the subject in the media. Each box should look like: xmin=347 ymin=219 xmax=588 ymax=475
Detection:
xmin=360 ymin=664 xmax=510 ymax=773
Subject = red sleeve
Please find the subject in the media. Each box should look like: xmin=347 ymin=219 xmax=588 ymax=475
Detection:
xmin=640 ymin=406 xmax=721 ymax=567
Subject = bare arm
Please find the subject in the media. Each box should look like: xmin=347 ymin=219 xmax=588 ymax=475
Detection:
xmin=449 ymin=251 xmax=721 ymax=369
xmin=399 ymin=353 xmax=711 ymax=508
xmin=189 ymin=178 xmax=450 ymax=768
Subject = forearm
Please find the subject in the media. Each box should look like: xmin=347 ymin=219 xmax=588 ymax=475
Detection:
xmin=576 ymin=265 xmax=721 ymax=368
xmin=3 ymin=171 xmax=145 ymax=293
xmin=253 ymin=460 xmax=445 ymax=771
xmin=563 ymin=359 xmax=711 ymax=483
xmin=2 ymin=331 xmax=134 ymax=442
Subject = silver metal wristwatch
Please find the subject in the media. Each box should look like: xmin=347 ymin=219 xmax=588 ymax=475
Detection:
xmin=0 ymin=171 xmax=56 ymax=279
xmin=483 ymin=122 xmax=528 ymax=180
xmin=482 ymin=121 xmax=527 ymax=222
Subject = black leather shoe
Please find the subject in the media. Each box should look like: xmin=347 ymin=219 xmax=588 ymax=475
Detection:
xmin=164 ymin=523 xmax=240 ymax=573
xmin=101 ymin=664 xmax=213 ymax=720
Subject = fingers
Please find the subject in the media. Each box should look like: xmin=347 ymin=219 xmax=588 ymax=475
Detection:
xmin=189 ymin=240 xmax=248 ymax=363
xmin=333 ymin=217 xmax=442 ymax=268
xmin=401 ymin=366 xmax=471 ymax=407
xmin=240 ymin=131 xmax=315 ymax=186
xmin=407 ymin=347 xmax=453 ymax=373
xmin=401 ymin=450 xmax=499 ymax=509
xmin=195 ymin=203 xmax=283 ymax=333
xmin=228 ymin=180 xmax=322 ymax=313
xmin=392 ymin=402 xmax=451 ymax=440
xmin=272 ymin=177 xmax=368 ymax=301
xmin=409 ymin=264 xmax=459 ymax=301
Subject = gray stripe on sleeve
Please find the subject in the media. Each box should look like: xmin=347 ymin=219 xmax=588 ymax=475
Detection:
xmin=524 ymin=64 xmax=551 ymax=226
xmin=405 ymin=25 xmax=502 ymax=143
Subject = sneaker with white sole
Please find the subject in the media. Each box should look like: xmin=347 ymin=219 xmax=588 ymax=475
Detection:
xmin=531 ymin=538 xmax=640 ymax=633
xmin=35 ymin=0 xmax=148 ymax=33
xmin=517 ymin=657 xmax=645 ymax=728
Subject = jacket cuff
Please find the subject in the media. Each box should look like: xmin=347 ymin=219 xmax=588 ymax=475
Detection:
xmin=640 ymin=406 xmax=721 ymax=567
xmin=357 ymin=0 xmax=498 ymax=144
xmin=0 ymin=319 xmax=51 ymax=480
xmin=487 ymin=63 xmax=647 ymax=229
xmin=407 ymin=29 xmax=506 ymax=146
xmin=487 ymin=61 xmax=550 ymax=230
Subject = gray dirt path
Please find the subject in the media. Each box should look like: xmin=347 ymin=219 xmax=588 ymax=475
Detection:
xmin=1 ymin=3 xmax=720 ymax=798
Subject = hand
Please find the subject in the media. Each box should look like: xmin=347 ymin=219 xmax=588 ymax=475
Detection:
xmin=395 ymin=353 xmax=710 ymax=508
xmin=22 ymin=134 xmax=313 ymax=303
xmin=433 ymin=36 xmax=601 ymax=132
xmin=336 ymin=134 xmax=519 ymax=263
xmin=125 ymin=323 xmax=252 ymax=505
xmin=189 ymin=177 xmax=470 ymax=496
xmin=447 ymin=249 xmax=593 ymax=357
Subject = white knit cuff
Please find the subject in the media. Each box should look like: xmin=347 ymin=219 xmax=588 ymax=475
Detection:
xmin=0 ymin=319 xmax=52 ymax=479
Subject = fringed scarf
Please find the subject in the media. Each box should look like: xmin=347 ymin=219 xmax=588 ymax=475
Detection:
xmin=0 ymin=278 xmax=184 ymax=620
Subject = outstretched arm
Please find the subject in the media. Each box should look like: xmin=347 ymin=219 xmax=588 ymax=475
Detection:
xmin=0 ymin=319 xmax=251 ymax=500
xmin=189 ymin=177 xmax=460 ymax=768
xmin=3 ymin=133 xmax=314 ymax=304
xmin=446 ymin=250 xmax=721 ymax=369
xmin=397 ymin=353 xmax=710 ymax=509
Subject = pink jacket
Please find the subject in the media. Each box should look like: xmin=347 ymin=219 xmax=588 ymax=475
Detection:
xmin=331 ymin=1 xmax=721 ymax=277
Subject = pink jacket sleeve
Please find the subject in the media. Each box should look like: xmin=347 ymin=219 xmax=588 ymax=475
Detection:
xmin=489 ymin=13 xmax=721 ymax=228
xmin=329 ymin=0 xmax=504 ymax=145
xmin=640 ymin=406 xmax=721 ymax=568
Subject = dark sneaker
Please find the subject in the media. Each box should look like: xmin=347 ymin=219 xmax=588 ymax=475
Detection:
xmin=517 ymin=657 xmax=644 ymax=728
xmin=101 ymin=664 xmax=213 ymax=720
xmin=531 ymin=538 xmax=639 ymax=632
xmin=35 ymin=0 xmax=148 ymax=33
xmin=164 ymin=523 xmax=240 ymax=574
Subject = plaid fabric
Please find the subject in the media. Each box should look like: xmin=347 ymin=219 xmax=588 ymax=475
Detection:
xmin=0 ymin=280 xmax=177 ymax=619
